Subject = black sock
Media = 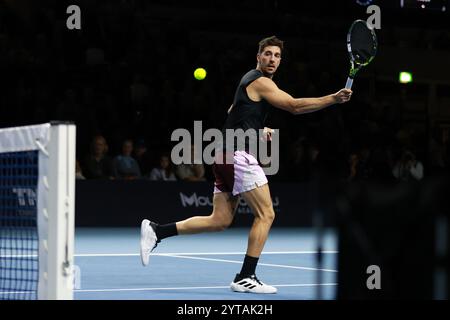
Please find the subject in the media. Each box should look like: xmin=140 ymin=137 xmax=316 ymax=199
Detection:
xmin=239 ymin=255 xmax=259 ymax=277
xmin=154 ymin=223 xmax=178 ymax=240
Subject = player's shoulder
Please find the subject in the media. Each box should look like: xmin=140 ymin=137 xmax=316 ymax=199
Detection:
xmin=251 ymin=75 xmax=275 ymax=89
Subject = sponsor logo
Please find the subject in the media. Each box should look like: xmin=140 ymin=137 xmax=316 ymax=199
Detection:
xmin=12 ymin=188 xmax=37 ymax=207
xmin=179 ymin=192 xmax=280 ymax=214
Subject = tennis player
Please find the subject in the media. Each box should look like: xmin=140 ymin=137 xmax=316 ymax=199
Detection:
xmin=141 ymin=36 xmax=352 ymax=294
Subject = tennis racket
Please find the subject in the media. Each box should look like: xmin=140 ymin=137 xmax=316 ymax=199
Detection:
xmin=345 ymin=19 xmax=378 ymax=89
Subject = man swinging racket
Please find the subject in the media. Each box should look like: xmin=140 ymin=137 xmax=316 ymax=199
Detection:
xmin=140 ymin=36 xmax=352 ymax=294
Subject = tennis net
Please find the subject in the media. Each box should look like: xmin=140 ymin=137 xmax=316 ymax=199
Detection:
xmin=0 ymin=123 xmax=76 ymax=300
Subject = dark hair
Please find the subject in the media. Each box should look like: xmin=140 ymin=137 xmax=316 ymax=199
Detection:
xmin=90 ymin=135 xmax=108 ymax=155
xmin=258 ymin=36 xmax=284 ymax=54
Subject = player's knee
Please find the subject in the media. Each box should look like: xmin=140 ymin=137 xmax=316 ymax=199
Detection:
xmin=262 ymin=208 xmax=275 ymax=224
xmin=214 ymin=223 xmax=229 ymax=232
xmin=213 ymin=219 xmax=232 ymax=232
xmin=209 ymin=214 xmax=232 ymax=232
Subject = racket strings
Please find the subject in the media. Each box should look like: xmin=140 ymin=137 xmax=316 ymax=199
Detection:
xmin=349 ymin=21 xmax=377 ymax=65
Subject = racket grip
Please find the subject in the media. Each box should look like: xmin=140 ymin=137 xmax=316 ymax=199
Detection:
xmin=345 ymin=77 xmax=353 ymax=89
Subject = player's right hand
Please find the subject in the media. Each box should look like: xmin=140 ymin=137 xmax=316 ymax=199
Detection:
xmin=334 ymin=89 xmax=352 ymax=103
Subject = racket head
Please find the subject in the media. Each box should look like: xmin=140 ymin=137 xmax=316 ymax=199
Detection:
xmin=347 ymin=19 xmax=378 ymax=68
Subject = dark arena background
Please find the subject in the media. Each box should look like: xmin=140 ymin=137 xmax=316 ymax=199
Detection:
xmin=0 ymin=0 xmax=449 ymax=305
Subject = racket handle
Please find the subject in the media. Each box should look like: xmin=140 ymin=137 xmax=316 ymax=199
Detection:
xmin=345 ymin=77 xmax=353 ymax=89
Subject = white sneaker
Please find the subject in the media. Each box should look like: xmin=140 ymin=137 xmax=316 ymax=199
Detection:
xmin=140 ymin=219 xmax=159 ymax=266
xmin=230 ymin=274 xmax=277 ymax=294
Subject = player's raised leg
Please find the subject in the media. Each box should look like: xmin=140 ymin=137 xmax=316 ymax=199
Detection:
xmin=176 ymin=192 xmax=239 ymax=234
xmin=140 ymin=192 xmax=238 ymax=266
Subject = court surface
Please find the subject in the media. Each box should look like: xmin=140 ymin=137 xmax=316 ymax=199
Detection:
xmin=74 ymin=227 xmax=338 ymax=300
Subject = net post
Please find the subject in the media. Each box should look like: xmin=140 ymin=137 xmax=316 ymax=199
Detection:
xmin=41 ymin=123 xmax=76 ymax=300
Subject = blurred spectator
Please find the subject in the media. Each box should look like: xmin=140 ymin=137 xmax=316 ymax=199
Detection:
xmin=346 ymin=146 xmax=373 ymax=182
xmin=149 ymin=153 xmax=177 ymax=181
xmin=302 ymin=140 xmax=323 ymax=182
xmin=112 ymin=139 xmax=141 ymax=179
xmin=307 ymin=142 xmax=322 ymax=175
xmin=429 ymin=127 xmax=449 ymax=175
xmin=347 ymin=152 xmax=360 ymax=182
xmin=176 ymin=145 xmax=206 ymax=181
xmin=76 ymin=159 xmax=86 ymax=180
xmin=83 ymin=135 xmax=114 ymax=179
xmin=392 ymin=149 xmax=424 ymax=182
xmin=288 ymin=137 xmax=306 ymax=181
xmin=133 ymin=139 xmax=152 ymax=176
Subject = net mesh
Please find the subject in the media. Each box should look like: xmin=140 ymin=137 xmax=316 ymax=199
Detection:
xmin=0 ymin=150 xmax=39 ymax=300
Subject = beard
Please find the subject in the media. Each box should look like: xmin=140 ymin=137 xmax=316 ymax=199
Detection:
xmin=262 ymin=68 xmax=275 ymax=77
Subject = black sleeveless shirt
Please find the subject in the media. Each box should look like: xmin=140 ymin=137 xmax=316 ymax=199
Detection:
xmin=222 ymin=69 xmax=272 ymax=152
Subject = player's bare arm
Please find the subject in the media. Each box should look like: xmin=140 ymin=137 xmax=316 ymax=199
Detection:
xmin=247 ymin=76 xmax=352 ymax=115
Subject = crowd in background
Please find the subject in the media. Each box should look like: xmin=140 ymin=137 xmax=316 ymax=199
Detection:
xmin=1 ymin=0 xmax=449 ymax=184
xmin=74 ymin=126 xmax=449 ymax=185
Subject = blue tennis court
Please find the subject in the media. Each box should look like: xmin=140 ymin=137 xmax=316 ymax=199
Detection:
xmin=74 ymin=227 xmax=337 ymax=300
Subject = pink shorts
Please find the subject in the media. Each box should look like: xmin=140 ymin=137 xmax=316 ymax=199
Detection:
xmin=212 ymin=150 xmax=268 ymax=196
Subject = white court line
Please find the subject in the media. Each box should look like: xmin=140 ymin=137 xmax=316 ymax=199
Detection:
xmin=0 ymin=251 xmax=338 ymax=258
xmin=0 ymin=283 xmax=337 ymax=295
xmin=0 ymin=251 xmax=338 ymax=272
xmin=160 ymin=254 xmax=338 ymax=273
xmin=73 ymin=251 xmax=338 ymax=257
xmin=74 ymin=283 xmax=338 ymax=293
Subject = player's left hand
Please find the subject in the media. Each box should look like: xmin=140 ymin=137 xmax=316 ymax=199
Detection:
xmin=262 ymin=127 xmax=274 ymax=142
xmin=334 ymin=89 xmax=352 ymax=103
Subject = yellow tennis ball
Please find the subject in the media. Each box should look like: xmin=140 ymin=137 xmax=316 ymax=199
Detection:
xmin=194 ymin=68 xmax=207 ymax=80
